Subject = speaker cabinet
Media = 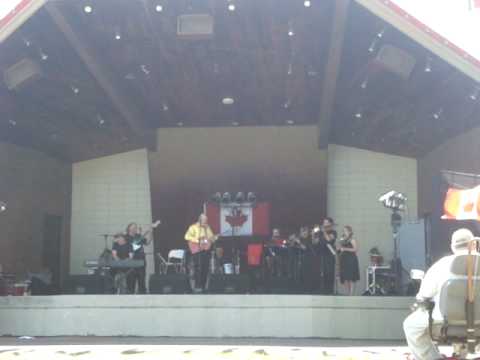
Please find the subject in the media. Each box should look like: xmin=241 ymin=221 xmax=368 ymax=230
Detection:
xmin=63 ymin=275 xmax=109 ymax=294
xmin=207 ymin=274 xmax=249 ymax=294
xmin=149 ymin=274 xmax=191 ymax=294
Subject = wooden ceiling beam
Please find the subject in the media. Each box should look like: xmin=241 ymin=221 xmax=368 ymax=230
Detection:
xmin=317 ymin=0 xmax=350 ymax=149
xmin=45 ymin=2 xmax=153 ymax=147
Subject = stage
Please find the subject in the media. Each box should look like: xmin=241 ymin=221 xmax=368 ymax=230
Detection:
xmin=0 ymin=295 xmax=411 ymax=340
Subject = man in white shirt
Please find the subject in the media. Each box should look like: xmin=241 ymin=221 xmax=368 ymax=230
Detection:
xmin=403 ymin=228 xmax=475 ymax=360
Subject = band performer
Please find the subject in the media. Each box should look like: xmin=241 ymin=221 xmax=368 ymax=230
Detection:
xmin=185 ymin=214 xmax=217 ymax=292
xmin=338 ymin=225 xmax=360 ymax=295
xmin=319 ymin=217 xmax=337 ymax=294
xmin=125 ymin=221 xmax=159 ymax=294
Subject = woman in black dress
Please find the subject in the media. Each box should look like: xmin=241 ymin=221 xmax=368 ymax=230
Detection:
xmin=338 ymin=225 xmax=360 ymax=295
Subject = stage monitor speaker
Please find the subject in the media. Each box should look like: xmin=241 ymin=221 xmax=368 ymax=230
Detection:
xmin=267 ymin=276 xmax=296 ymax=294
xmin=149 ymin=274 xmax=191 ymax=294
xmin=207 ymin=274 xmax=249 ymax=294
xmin=63 ymin=275 xmax=108 ymax=295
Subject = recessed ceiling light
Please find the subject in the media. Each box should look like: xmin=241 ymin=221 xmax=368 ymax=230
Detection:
xmin=232 ymin=121 xmax=239 ymax=126
xmin=83 ymin=5 xmax=93 ymax=13
xmin=222 ymin=97 xmax=234 ymax=105
xmin=155 ymin=4 xmax=163 ymax=12
xmin=228 ymin=3 xmax=235 ymax=11
xmin=304 ymin=0 xmax=311 ymax=7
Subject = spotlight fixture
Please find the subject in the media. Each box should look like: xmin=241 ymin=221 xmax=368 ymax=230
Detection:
xmin=97 ymin=114 xmax=106 ymax=126
xmin=288 ymin=21 xmax=295 ymax=37
xmin=232 ymin=121 xmax=239 ymax=126
xmin=177 ymin=122 xmax=184 ymax=127
xmin=39 ymin=48 xmax=48 ymax=61
xmin=0 ymin=201 xmax=6 ymax=213
xmin=222 ymin=97 xmax=234 ymax=105
xmin=155 ymin=4 xmax=163 ymax=12
xmin=287 ymin=63 xmax=293 ymax=75
xmin=222 ymin=192 xmax=232 ymax=203
xmin=304 ymin=0 xmax=311 ymax=7
xmin=228 ymin=3 xmax=235 ymax=11
xmin=114 ymin=29 xmax=121 ymax=40
xmin=8 ymin=119 xmax=16 ymax=127
xmin=247 ymin=192 xmax=256 ymax=203
xmin=433 ymin=108 xmax=443 ymax=120
xmin=212 ymin=192 xmax=222 ymax=203
xmin=360 ymin=77 xmax=368 ymax=89
xmin=286 ymin=120 xmax=295 ymax=125
xmin=71 ymin=85 xmax=79 ymax=94
xmin=288 ymin=30 xmax=294 ymax=37
xmin=469 ymin=85 xmax=480 ymax=101
xmin=140 ymin=64 xmax=150 ymax=75
xmin=379 ymin=190 xmax=407 ymax=211
xmin=424 ymin=57 xmax=432 ymax=73
xmin=283 ymin=100 xmax=291 ymax=109
xmin=376 ymin=28 xmax=386 ymax=38
xmin=83 ymin=5 xmax=93 ymax=13
xmin=354 ymin=110 xmax=363 ymax=119
xmin=125 ymin=73 xmax=136 ymax=80
xmin=235 ymin=192 xmax=245 ymax=203
xmin=22 ymin=37 xmax=31 ymax=47
xmin=162 ymin=103 xmax=169 ymax=111
xmin=368 ymin=38 xmax=378 ymax=53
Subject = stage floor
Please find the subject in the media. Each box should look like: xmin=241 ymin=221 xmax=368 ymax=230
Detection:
xmin=0 ymin=337 xmax=451 ymax=360
xmin=0 ymin=295 xmax=412 ymax=339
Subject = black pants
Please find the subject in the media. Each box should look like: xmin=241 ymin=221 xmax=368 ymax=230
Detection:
xmin=322 ymin=254 xmax=336 ymax=294
xmin=193 ymin=251 xmax=210 ymax=289
xmin=128 ymin=265 xmax=146 ymax=294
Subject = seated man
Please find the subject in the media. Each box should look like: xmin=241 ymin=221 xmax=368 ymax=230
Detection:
xmin=403 ymin=228 xmax=475 ymax=360
xmin=111 ymin=233 xmax=133 ymax=294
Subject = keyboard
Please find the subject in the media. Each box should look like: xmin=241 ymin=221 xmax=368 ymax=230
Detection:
xmin=84 ymin=259 xmax=145 ymax=269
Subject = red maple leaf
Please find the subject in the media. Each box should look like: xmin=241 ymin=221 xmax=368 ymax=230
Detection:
xmin=226 ymin=209 xmax=248 ymax=227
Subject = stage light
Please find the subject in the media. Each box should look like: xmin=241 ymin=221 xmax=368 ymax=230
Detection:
xmin=71 ymin=86 xmax=79 ymax=94
xmin=288 ymin=30 xmax=294 ymax=37
xmin=97 ymin=114 xmax=105 ymax=126
xmin=84 ymin=5 xmax=93 ymax=13
xmin=0 ymin=202 xmax=6 ymax=212
xmin=360 ymin=78 xmax=368 ymax=89
xmin=304 ymin=1 xmax=311 ymax=8
xmin=162 ymin=103 xmax=169 ymax=111
xmin=355 ymin=111 xmax=363 ymax=119
xmin=22 ymin=37 xmax=31 ymax=47
xmin=379 ymin=190 xmax=407 ymax=211
xmin=286 ymin=120 xmax=295 ymax=125
xmin=155 ymin=4 xmax=163 ymax=12
xmin=212 ymin=192 xmax=222 ymax=203
xmin=283 ymin=100 xmax=291 ymax=109
xmin=235 ymin=192 xmax=245 ymax=203
xmin=231 ymin=121 xmax=239 ymax=126
xmin=469 ymin=85 xmax=479 ymax=101
xmin=114 ymin=29 xmax=121 ymax=40
xmin=222 ymin=192 xmax=231 ymax=203
xmin=368 ymin=39 xmax=378 ymax=53
xmin=377 ymin=28 xmax=386 ymax=38
xmin=433 ymin=108 xmax=443 ymax=119
xmin=228 ymin=3 xmax=235 ymax=11
xmin=222 ymin=97 xmax=234 ymax=105
xmin=287 ymin=63 xmax=293 ymax=75
xmin=8 ymin=119 xmax=17 ymax=127
xmin=424 ymin=57 xmax=432 ymax=72
xmin=141 ymin=64 xmax=150 ymax=75
xmin=177 ymin=122 xmax=184 ymax=127
xmin=247 ymin=192 xmax=256 ymax=203
xmin=39 ymin=49 xmax=48 ymax=61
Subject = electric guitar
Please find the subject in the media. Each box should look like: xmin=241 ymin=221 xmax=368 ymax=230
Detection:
xmin=131 ymin=220 xmax=161 ymax=252
xmin=188 ymin=234 xmax=218 ymax=254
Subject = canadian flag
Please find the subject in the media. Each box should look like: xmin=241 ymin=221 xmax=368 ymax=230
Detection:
xmin=442 ymin=185 xmax=480 ymax=220
xmin=205 ymin=202 xmax=270 ymax=236
xmin=469 ymin=0 xmax=480 ymax=10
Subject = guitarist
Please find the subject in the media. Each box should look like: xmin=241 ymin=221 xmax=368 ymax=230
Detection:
xmin=185 ymin=213 xmax=216 ymax=292
xmin=125 ymin=220 xmax=160 ymax=294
